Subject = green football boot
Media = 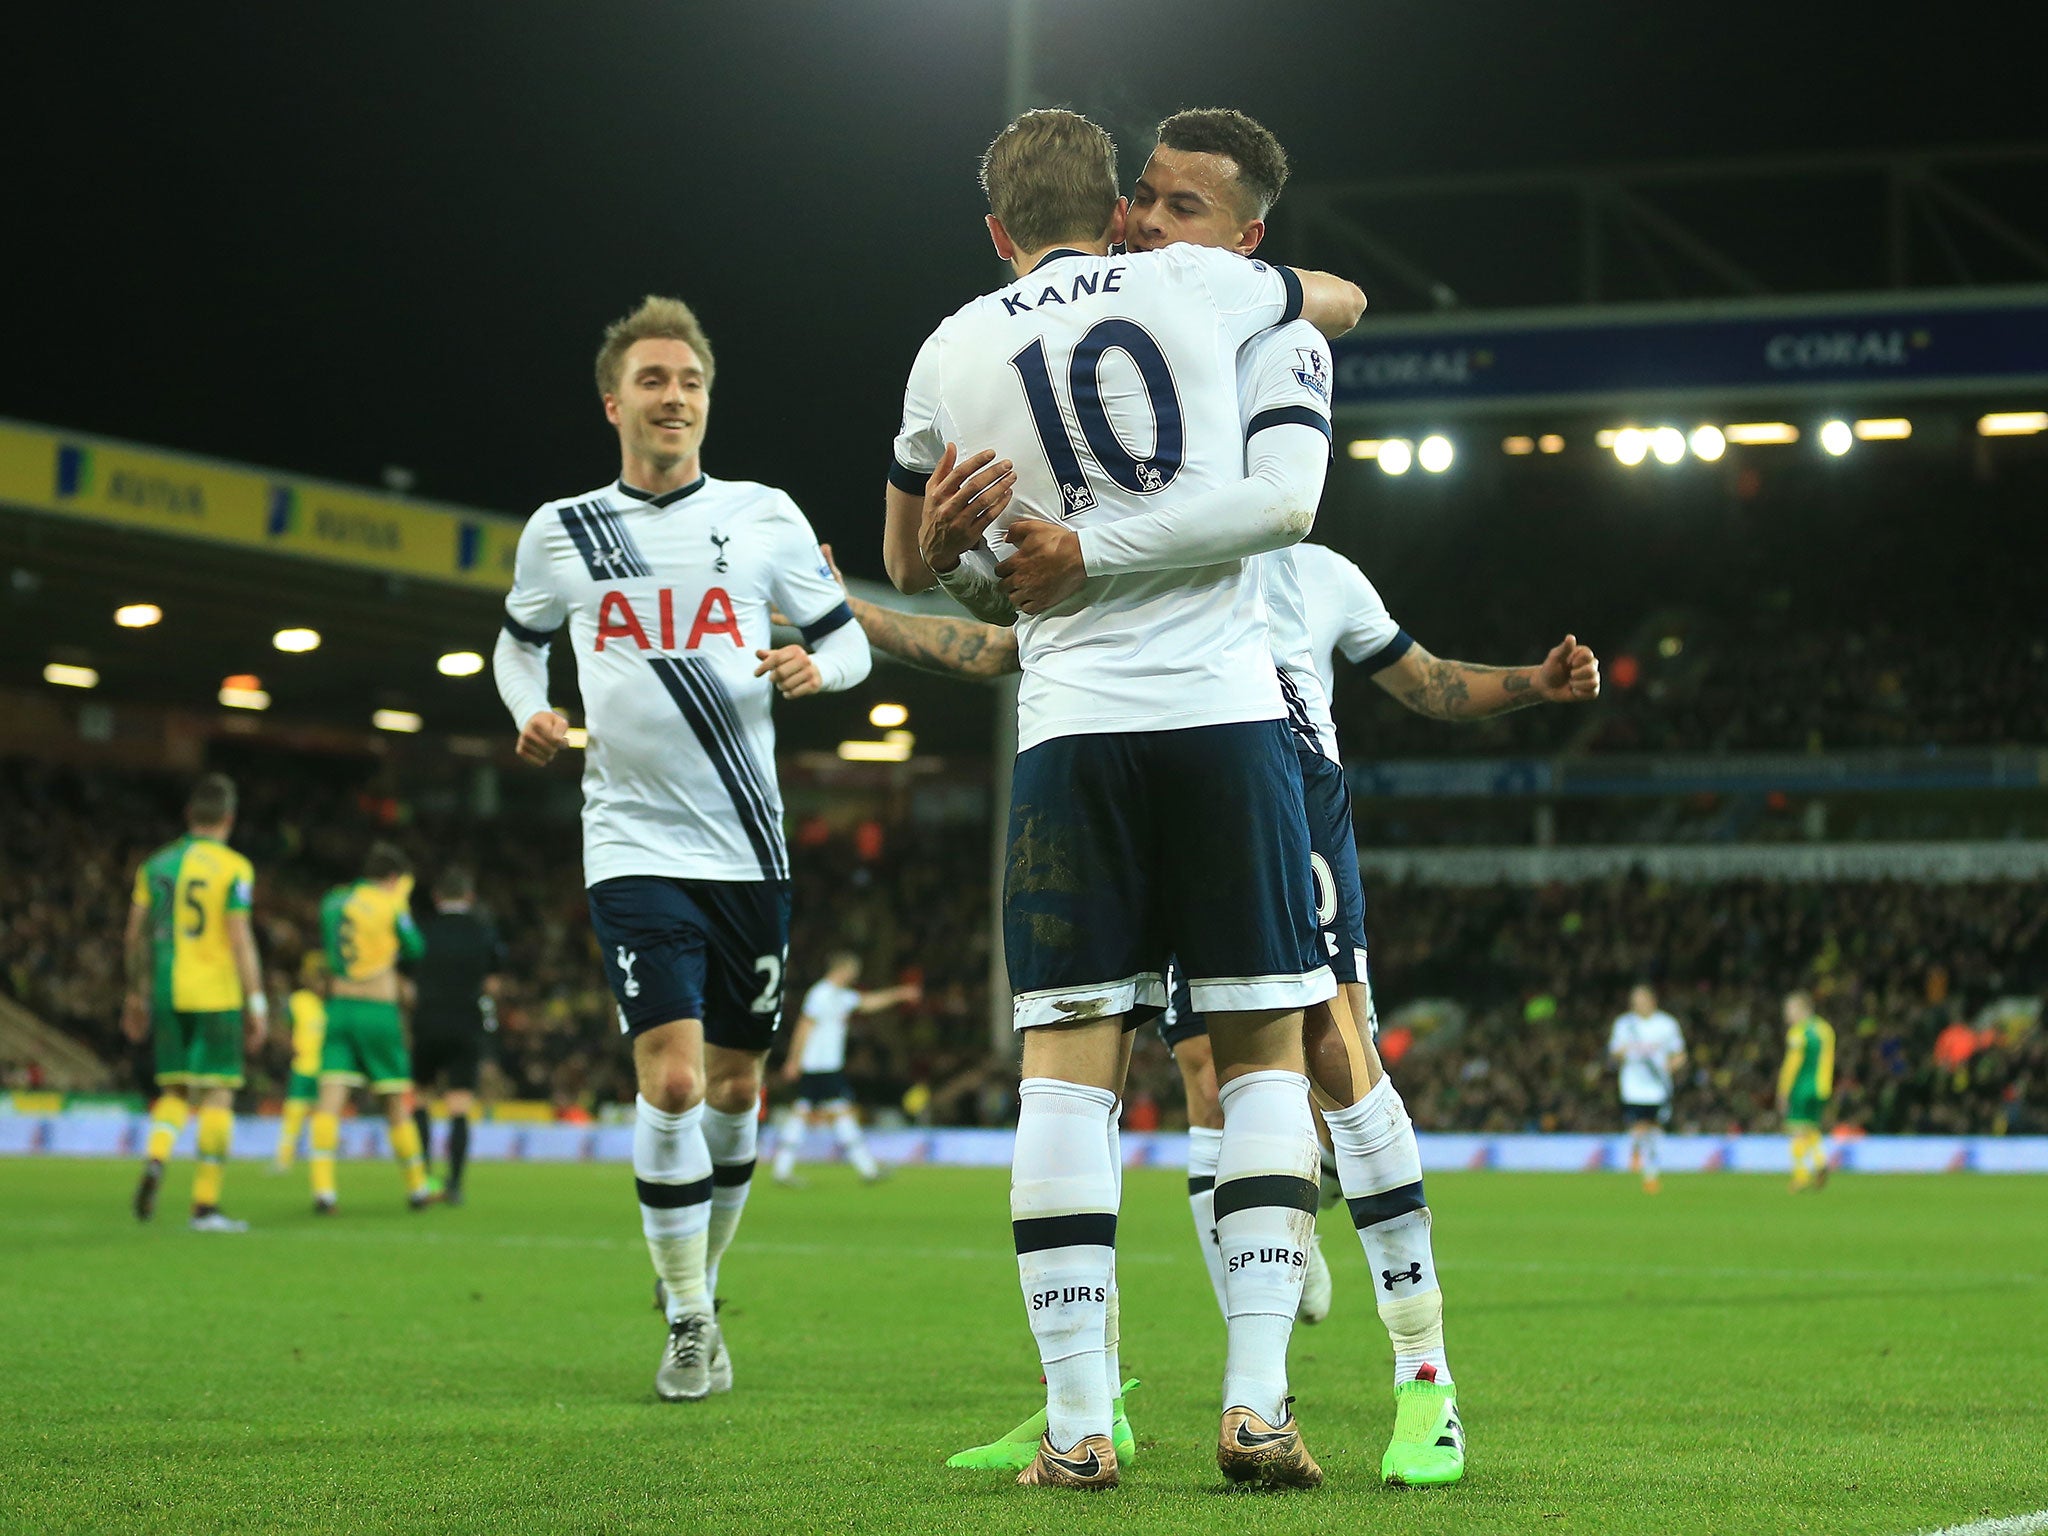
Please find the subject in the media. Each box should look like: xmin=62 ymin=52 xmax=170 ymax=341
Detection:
xmin=1381 ymin=1365 xmax=1463 ymax=1486
xmin=947 ymin=1379 xmax=1139 ymax=1470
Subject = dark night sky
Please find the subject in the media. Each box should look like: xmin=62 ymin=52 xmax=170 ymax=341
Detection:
xmin=11 ymin=2 xmax=2035 ymax=577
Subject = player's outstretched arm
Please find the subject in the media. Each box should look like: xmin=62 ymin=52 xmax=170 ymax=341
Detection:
xmin=856 ymin=982 xmax=922 ymax=1014
xmin=819 ymin=542 xmax=1018 ymax=681
xmin=1289 ymin=267 xmax=1368 ymax=339
xmin=120 ymin=901 xmax=152 ymax=1042
xmin=1374 ymin=635 xmax=1601 ymax=721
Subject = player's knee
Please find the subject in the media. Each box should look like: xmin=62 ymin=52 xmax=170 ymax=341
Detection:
xmin=643 ymin=1057 xmax=703 ymax=1112
xmin=704 ymin=1072 xmax=758 ymax=1116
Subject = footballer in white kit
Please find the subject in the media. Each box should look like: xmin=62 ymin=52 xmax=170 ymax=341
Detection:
xmin=1608 ymin=984 xmax=1687 ymax=1190
xmin=494 ymin=296 xmax=871 ymax=1404
xmin=883 ymin=108 xmax=1368 ymax=1492
xmin=770 ymin=952 xmax=920 ymax=1184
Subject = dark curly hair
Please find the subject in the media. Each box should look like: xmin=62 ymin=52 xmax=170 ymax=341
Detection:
xmin=1154 ymin=108 xmax=1290 ymax=220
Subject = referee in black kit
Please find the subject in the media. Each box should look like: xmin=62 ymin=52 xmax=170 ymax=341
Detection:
xmin=409 ymin=866 xmax=506 ymax=1206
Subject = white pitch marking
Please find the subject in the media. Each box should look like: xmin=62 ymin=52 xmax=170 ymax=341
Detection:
xmin=1909 ymin=1511 xmax=2048 ymax=1536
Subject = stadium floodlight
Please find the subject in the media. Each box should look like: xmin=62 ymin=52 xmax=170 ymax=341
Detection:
xmin=1418 ymin=435 xmax=1454 ymax=473
xmin=1819 ymin=420 xmax=1854 ymax=456
xmin=1725 ymin=421 xmax=1799 ymax=445
xmin=884 ymin=729 xmax=916 ymax=748
xmin=1611 ymin=428 xmax=1648 ymax=467
xmin=1377 ymin=439 xmax=1414 ymax=475
xmin=44 ymin=663 xmax=98 ymax=689
xmin=1854 ymin=418 xmax=1911 ymax=440
xmin=218 ymin=683 xmax=270 ymax=710
xmin=1650 ymin=427 xmax=1686 ymax=465
xmin=837 ymin=738 xmax=912 ymax=763
xmin=372 ymin=708 xmax=423 ymax=733
xmin=1537 ymin=434 xmax=1565 ymax=454
xmin=1658 ymin=635 xmax=1684 ymax=658
xmin=565 ymin=727 xmax=589 ymax=749
xmin=273 ymin=628 xmax=321 ymax=653
xmin=1595 ymin=428 xmax=1619 ymax=447
xmin=114 ymin=603 xmax=162 ymax=628
xmin=1978 ymin=411 xmax=2048 ymax=436
xmin=1501 ymin=435 xmax=1535 ymax=456
xmin=1689 ymin=425 xmax=1727 ymax=462
xmin=1346 ymin=439 xmax=1382 ymax=460
xmin=437 ymin=650 xmax=485 ymax=677
xmin=869 ymin=701 xmax=910 ymax=728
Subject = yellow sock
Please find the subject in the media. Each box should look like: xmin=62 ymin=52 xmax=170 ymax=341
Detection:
xmin=310 ymin=1111 xmax=340 ymax=1201
xmin=145 ymin=1094 xmax=191 ymax=1163
xmin=1791 ymin=1130 xmax=1816 ymax=1184
xmin=276 ymin=1099 xmax=310 ymax=1169
xmin=192 ymin=1106 xmax=233 ymax=1210
xmin=390 ymin=1117 xmax=428 ymax=1195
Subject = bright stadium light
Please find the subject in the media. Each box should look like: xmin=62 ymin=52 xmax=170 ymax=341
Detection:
xmin=1595 ymin=428 xmax=1619 ymax=447
xmin=1650 ymin=427 xmax=1686 ymax=465
xmin=1377 ymin=439 xmax=1414 ymax=475
xmin=837 ymin=738 xmax=912 ymax=763
xmin=1978 ymin=411 xmax=2048 ymax=436
xmin=1819 ymin=420 xmax=1854 ymax=456
xmin=437 ymin=650 xmax=485 ymax=677
xmin=219 ymin=676 xmax=270 ymax=710
xmin=45 ymin=663 xmax=98 ymax=689
xmin=273 ymin=628 xmax=321 ymax=653
xmin=114 ymin=603 xmax=162 ymax=628
xmin=1501 ymin=435 xmax=1535 ymax=456
xmin=565 ymin=727 xmax=589 ymax=749
xmin=373 ymin=709 xmax=423 ymax=733
xmin=1725 ymin=421 xmax=1799 ymax=445
xmin=1854 ymin=417 xmax=1912 ymax=440
xmin=1346 ymin=439 xmax=1383 ymax=460
xmin=1689 ymin=425 xmax=1727 ymax=462
xmin=1611 ymin=428 xmax=1648 ymax=467
xmin=1418 ymin=435 xmax=1454 ymax=473
xmin=1537 ymin=434 xmax=1565 ymax=454
xmin=869 ymin=702 xmax=909 ymax=728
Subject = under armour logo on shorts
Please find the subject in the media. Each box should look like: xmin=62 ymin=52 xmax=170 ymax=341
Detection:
xmin=1381 ymin=1262 xmax=1423 ymax=1291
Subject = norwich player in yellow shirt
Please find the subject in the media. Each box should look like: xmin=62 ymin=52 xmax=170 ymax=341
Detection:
xmin=272 ymin=954 xmax=329 ymax=1172
xmin=308 ymin=842 xmax=437 ymax=1213
xmin=1778 ymin=990 xmax=1837 ymax=1192
xmin=122 ymin=774 xmax=267 ymax=1231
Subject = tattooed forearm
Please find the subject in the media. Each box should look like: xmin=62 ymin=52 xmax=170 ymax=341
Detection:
xmin=1391 ymin=648 xmax=1546 ymax=720
xmin=849 ymin=599 xmax=1019 ymax=680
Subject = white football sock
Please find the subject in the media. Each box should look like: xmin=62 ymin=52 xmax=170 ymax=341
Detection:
xmin=770 ymin=1105 xmax=805 ymax=1179
xmin=830 ymin=1106 xmax=879 ymax=1178
xmin=1324 ymin=1074 xmax=1450 ymax=1384
xmin=1103 ymin=1103 xmax=1123 ymax=1406
xmin=1214 ymin=1070 xmax=1318 ymax=1421
xmin=1011 ymin=1078 xmax=1118 ymax=1452
xmin=1186 ymin=1125 xmax=1229 ymax=1319
xmin=634 ymin=1095 xmax=712 ymax=1322
xmin=701 ymin=1105 xmax=757 ymax=1300
xmin=1642 ymin=1124 xmax=1662 ymax=1182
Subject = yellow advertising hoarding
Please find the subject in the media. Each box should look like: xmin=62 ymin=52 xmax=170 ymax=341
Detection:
xmin=0 ymin=418 xmax=520 ymax=591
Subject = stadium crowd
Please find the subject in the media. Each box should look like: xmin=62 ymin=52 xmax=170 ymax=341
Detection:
xmin=7 ymin=755 xmax=2042 ymax=1135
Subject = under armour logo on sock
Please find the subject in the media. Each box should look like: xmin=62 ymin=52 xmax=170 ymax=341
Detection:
xmin=1381 ymin=1263 xmax=1423 ymax=1291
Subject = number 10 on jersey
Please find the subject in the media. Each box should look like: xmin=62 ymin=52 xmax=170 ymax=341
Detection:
xmin=1009 ymin=318 xmax=1185 ymax=520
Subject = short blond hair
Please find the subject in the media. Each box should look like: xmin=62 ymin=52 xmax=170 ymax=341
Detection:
xmin=980 ymin=109 xmax=1119 ymax=254
xmin=595 ymin=295 xmax=716 ymax=399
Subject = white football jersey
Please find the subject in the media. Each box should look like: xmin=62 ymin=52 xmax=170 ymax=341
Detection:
xmin=1608 ymin=1010 xmax=1687 ymax=1105
xmin=1235 ymin=320 xmax=1338 ymax=760
xmin=501 ymin=476 xmax=856 ymax=886
xmin=797 ymin=979 xmax=861 ymax=1073
xmin=1292 ymin=543 xmax=1413 ymax=760
xmin=893 ymin=244 xmax=1305 ymax=752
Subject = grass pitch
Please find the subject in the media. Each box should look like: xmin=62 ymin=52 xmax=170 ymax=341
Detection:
xmin=2 ymin=1157 xmax=2042 ymax=1536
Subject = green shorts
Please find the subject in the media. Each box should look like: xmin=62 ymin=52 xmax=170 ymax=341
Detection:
xmin=1785 ymin=1093 xmax=1824 ymax=1129
xmin=154 ymin=1008 xmax=244 ymax=1089
xmin=319 ymin=997 xmax=412 ymax=1093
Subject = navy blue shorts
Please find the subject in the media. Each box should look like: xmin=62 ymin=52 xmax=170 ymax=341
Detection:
xmin=1623 ymin=1102 xmax=1671 ymax=1127
xmin=587 ymin=876 xmax=791 ymax=1051
xmin=792 ymin=1069 xmax=852 ymax=1105
xmin=1299 ymin=746 xmax=1369 ymax=989
xmin=1154 ymin=961 xmax=1206 ymax=1050
xmin=1004 ymin=719 xmax=1333 ymax=1030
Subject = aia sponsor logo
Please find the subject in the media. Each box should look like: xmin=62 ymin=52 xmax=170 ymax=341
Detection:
xmin=594 ymin=588 xmax=743 ymax=652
